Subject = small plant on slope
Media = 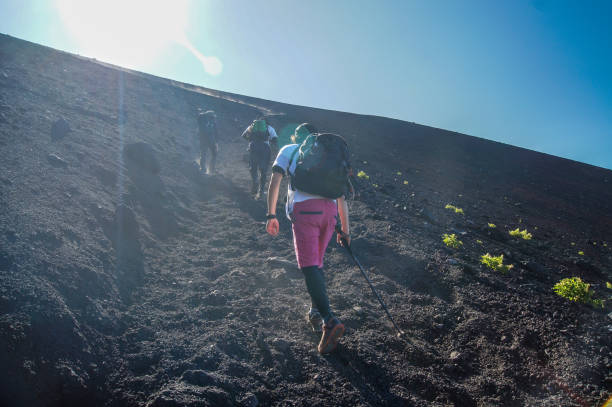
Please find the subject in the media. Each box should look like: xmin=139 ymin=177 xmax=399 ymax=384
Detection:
xmin=553 ymin=277 xmax=603 ymax=308
xmin=509 ymin=228 xmax=532 ymax=240
xmin=480 ymin=253 xmax=513 ymax=273
xmin=357 ymin=170 xmax=369 ymax=180
xmin=442 ymin=233 xmax=463 ymax=249
xmin=445 ymin=204 xmax=464 ymax=215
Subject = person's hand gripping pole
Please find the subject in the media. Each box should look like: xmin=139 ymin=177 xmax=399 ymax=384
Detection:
xmin=335 ymin=223 xmax=351 ymax=252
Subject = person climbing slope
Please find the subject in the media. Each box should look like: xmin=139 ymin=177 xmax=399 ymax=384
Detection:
xmin=241 ymin=116 xmax=278 ymax=198
xmin=197 ymin=109 xmax=218 ymax=175
xmin=265 ymin=123 xmax=352 ymax=354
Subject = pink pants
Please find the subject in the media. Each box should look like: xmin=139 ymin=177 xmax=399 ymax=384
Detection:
xmin=291 ymin=199 xmax=338 ymax=269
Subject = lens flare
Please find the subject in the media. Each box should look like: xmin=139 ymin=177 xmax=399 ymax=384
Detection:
xmin=55 ymin=0 xmax=222 ymax=76
xmin=177 ymin=35 xmax=223 ymax=76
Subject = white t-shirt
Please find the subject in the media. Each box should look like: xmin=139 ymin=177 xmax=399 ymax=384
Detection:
xmin=272 ymin=144 xmax=334 ymax=220
xmin=266 ymin=125 xmax=278 ymax=144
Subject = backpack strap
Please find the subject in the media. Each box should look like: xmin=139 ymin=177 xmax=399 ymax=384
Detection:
xmin=288 ymin=145 xmax=300 ymax=177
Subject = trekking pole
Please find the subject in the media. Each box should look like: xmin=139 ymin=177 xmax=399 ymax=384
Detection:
xmin=336 ymin=226 xmax=405 ymax=338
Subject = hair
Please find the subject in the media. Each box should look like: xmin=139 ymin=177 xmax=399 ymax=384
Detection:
xmin=291 ymin=123 xmax=317 ymax=144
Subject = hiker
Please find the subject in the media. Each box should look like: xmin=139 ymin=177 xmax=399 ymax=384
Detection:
xmin=241 ymin=117 xmax=278 ymax=197
xmin=197 ymin=109 xmax=218 ymax=174
xmin=265 ymin=123 xmax=352 ymax=354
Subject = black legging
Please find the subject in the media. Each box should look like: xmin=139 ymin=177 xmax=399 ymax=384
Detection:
xmin=248 ymin=142 xmax=271 ymax=192
xmin=200 ymin=139 xmax=217 ymax=173
xmin=302 ymin=266 xmax=332 ymax=322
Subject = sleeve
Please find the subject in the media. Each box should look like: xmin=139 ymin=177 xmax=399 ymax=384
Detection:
xmin=272 ymin=144 xmax=294 ymax=175
xmin=268 ymin=126 xmax=278 ymax=140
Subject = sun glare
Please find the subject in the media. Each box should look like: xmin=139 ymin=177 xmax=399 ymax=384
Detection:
xmin=55 ymin=0 xmax=222 ymax=75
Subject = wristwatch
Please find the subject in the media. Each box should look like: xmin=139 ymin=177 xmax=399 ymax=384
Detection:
xmin=266 ymin=214 xmax=276 ymax=220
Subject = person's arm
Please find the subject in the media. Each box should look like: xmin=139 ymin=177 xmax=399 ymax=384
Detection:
xmin=268 ymin=126 xmax=278 ymax=147
xmin=336 ymin=196 xmax=351 ymax=246
xmin=266 ymin=171 xmax=283 ymax=236
xmin=241 ymin=126 xmax=250 ymax=140
xmin=268 ymin=126 xmax=278 ymax=141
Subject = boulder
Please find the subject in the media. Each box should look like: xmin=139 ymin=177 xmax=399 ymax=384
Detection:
xmin=47 ymin=153 xmax=68 ymax=168
xmin=51 ymin=117 xmax=70 ymax=141
xmin=123 ymin=142 xmax=161 ymax=174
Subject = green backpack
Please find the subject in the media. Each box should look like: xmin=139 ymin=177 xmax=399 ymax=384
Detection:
xmin=250 ymin=119 xmax=269 ymax=142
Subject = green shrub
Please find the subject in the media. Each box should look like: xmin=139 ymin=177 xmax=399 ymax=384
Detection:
xmin=553 ymin=277 xmax=603 ymax=307
xmin=445 ymin=204 xmax=464 ymax=215
xmin=442 ymin=233 xmax=463 ymax=249
xmin=509 ymin=228 xmax=532 ymax=240
xmin=480 ymin=253 xmax=513 ymax=273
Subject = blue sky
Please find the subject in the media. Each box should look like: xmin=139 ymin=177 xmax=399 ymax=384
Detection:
xmin=1 ymin=0 xmax=611 ymax=169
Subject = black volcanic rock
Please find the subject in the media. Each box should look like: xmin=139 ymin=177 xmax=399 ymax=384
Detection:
xmin=123 ymin=141 xmax=161 ymax=174
xmin=1 ymin=33 xmax=611 ymax=407
xmin=51 ymin=117 xmax=70 ymax=141
xmin=112 ymin=203 xmax=139 ymax=240
xmin=47 ymin=152 xmax=68 ymax=167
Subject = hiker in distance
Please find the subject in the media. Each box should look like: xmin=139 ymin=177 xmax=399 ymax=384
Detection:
xmin=265 ymin=123 xmax=352 ymax=354
xmin=197 ymin=109 xmax=218 ymax=175
xmin=241 ymin=116 xmax=278 ymax=198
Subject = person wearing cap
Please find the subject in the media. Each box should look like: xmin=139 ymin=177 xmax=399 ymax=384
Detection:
xmin=197 ymin=110 xmax=218 ymax=174
xmin=265 ymin=123 xmax=350 ymax=354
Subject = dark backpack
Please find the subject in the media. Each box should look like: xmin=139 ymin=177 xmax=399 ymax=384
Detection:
xmin=198 ymin=114 xmax=216 ymax=138
xmin=289 ymin=133 xmax=351 ymax=199
xmin=249 ymin=119 xmax=269 ymax=142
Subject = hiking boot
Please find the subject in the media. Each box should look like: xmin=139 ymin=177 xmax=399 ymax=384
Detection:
xmin=318 ymin=317 xmax=345 ymax=354
xmin=307 ymin=308 xmax=323 ymax=333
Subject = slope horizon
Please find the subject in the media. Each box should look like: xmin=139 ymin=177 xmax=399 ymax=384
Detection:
xmin=3 ymin=32 xmax=611 ymax=173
